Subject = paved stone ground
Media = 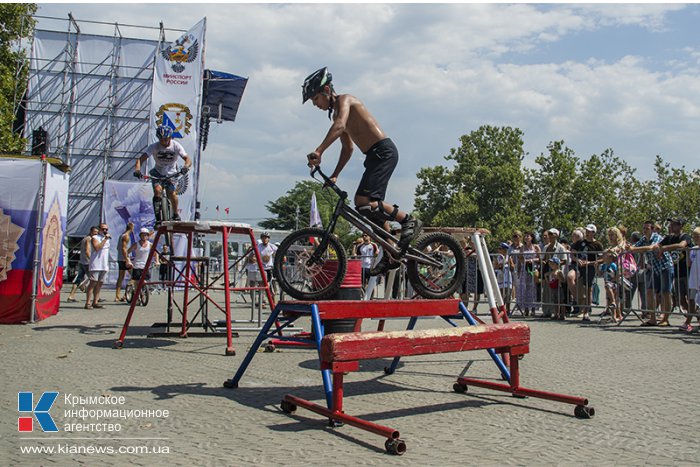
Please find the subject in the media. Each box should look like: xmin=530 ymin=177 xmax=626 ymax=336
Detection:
xmin=1 ymin=286 xmax=699 ymax=466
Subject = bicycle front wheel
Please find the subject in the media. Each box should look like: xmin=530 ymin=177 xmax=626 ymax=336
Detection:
xmin=274 ymin=228 xmax=347 ymax=301
xmin=124 ymin=283 xmax=134 ymax=304
xmin=406 ymin=232 xmax=466 ymax=299
xmin=139 ymin=286 xmax=150 ymax=307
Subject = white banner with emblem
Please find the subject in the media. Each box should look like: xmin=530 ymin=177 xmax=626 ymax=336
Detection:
xmin=150 ymin=18 xmax=206 ymax=221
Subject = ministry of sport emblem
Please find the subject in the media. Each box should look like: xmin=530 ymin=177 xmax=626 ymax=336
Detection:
xmin=156 ymin=103 xmax=193 ymax=138
xmin=160 ymin=32 xmax=199 ymax=73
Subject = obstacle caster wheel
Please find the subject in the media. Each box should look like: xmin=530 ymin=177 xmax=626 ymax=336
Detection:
xmin=113 ymin=340 xmax=123 ymax=349
xmin=385 ymin=438 xmax=406 ymax=456
xmin=264 ymin=343 xmax=275 ymax=353
xmin=280 ymin=400 xmax=296 ymax=414
xmin=223 ymin=380 xmax=238 ymax=389
xmin=384 ymin=366 xmax=395 ymax=375
xmin=574 ymin=405 xmax=595 ymax=419
xmin=453 ymin=383 xmax=467 ymax=393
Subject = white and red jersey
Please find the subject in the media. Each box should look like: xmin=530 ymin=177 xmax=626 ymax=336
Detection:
xmin=144 ymin=140 xmax=188 ymax=176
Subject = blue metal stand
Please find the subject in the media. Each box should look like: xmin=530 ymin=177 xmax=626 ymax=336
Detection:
xmin=225 ymin=299 xmax=511 ymax=409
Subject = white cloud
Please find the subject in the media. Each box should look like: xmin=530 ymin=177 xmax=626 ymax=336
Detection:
xmin=34 ymin=4 xmax=699 ymax=223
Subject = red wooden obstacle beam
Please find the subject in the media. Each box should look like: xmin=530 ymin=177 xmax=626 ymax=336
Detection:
xmin=282 ymin=323 xmax=547 ymax=455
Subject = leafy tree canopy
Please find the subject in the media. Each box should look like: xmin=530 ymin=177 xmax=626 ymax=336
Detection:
xmin=259 ymin=180 xmax=358 ymax=248
xmin=415 ymin=125 xmax=529 ymax=242
xmin=0 ymin=3 xmax=36 ymax=153
xmin=265 ymin=126 xmax=700 ymax=252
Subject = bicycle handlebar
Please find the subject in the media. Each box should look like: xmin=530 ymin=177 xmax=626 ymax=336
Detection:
xmin=142 ymin=172 xmax=182 ymax=182
xmin=309 ymin=165 xmax=346 ymax=198
xmin=310 ymin=165 xmax=332 ymax=185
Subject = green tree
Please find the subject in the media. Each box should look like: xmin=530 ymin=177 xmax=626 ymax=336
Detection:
xmin=523 ymin=141 xmax=579 ymax=236
xmin=260 ymin=180 xmax=357 ymax=248
xmin=0 ymin=3 xmax=36 ymax=153
xmin=414 ymin=125 xmax=529 ymax=243
xmin=571 ymin=149 xmax=640 ymax=234
xmin=642 ymin=156 xmax=700 ymax=228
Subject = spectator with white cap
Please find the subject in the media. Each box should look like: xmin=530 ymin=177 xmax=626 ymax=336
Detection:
xmin=246 ymin=231 xmax=277 ymax=306
xmin=542 ymin=227 xmax=567 ymax=318
xmin=571 ymin=223 xmax=603 ymax=322
xmin=127 ymin=227 xmax=154 ymax=287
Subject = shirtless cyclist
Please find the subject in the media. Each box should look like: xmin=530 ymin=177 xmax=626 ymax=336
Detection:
xmin=302 ymin=67 xmax=422 ymax=275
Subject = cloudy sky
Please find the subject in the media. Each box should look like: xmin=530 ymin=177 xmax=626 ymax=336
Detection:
xmin=35 ymin=3 xmax=700 ymax=226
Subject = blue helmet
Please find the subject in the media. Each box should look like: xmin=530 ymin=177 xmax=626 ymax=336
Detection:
xmin=156 ymin=125 xmax=173 ymax=140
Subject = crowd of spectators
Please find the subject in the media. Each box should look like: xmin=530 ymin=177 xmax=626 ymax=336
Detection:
xmin=483 ymin=218 xmax=699 ymax=332
xmin=345 ymin=217 xmax=699 ymax=333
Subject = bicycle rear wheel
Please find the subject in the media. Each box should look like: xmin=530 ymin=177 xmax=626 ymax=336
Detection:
xmin=274 ymin=228 xmax=347 ymax=301
xmin=406 ymin=232 xmax=466 ymax=299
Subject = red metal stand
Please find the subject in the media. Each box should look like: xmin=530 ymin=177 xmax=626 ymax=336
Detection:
xmin=114 ymin=221 xmax=276 ymax=355
xmin=282 ymin=323 xmax=594 ymax=455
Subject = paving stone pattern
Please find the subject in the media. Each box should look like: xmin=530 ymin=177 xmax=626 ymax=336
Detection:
xmin=1 ymin=287 xmax=698 ymax=466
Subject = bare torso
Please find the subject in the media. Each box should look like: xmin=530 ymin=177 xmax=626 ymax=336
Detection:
xmin=335 ymin=94 xmax=386 ymax=153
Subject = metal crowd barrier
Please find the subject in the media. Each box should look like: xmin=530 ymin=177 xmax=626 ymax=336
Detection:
xmin=456 ymin=247 xmax=699 ymax=325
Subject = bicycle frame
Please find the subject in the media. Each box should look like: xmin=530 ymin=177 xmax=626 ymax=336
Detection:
xmin=310 ymin=167 xmax=441 ymax=268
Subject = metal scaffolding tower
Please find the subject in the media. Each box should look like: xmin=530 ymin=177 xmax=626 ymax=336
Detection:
xmin=20 ymin=14 xmax=186 ymax=236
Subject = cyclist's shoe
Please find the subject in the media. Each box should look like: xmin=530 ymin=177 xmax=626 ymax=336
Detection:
xmin=398 ymin=215 xmax=423 ymax=249
xmin=369 ymin=254 xmax=401 ymax=276
xmin=171 ymin=213 xmax=181 ymax=221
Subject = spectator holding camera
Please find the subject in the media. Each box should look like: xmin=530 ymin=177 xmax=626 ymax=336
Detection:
xmin=85 ymin=222 xmax=111 ymax=310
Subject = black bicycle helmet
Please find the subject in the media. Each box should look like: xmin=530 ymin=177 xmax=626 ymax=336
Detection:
xmin=302 ymin=67 xmax=332 ymax=103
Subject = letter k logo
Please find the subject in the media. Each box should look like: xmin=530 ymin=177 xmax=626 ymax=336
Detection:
xmin=18 ymin=392 xmax=59 ymax=432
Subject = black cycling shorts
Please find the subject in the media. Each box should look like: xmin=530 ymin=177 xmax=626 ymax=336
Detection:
xmin=356 ymin=138 xmax=398 ymax=202
xmin=131 ymin=268 xmax=150 ymax=281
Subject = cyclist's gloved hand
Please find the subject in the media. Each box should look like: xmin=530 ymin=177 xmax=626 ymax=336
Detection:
xmin=180 ymin=166 xmax=189 ymax=175
xmin=133 ymin=170 xmax=143 ymax=179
